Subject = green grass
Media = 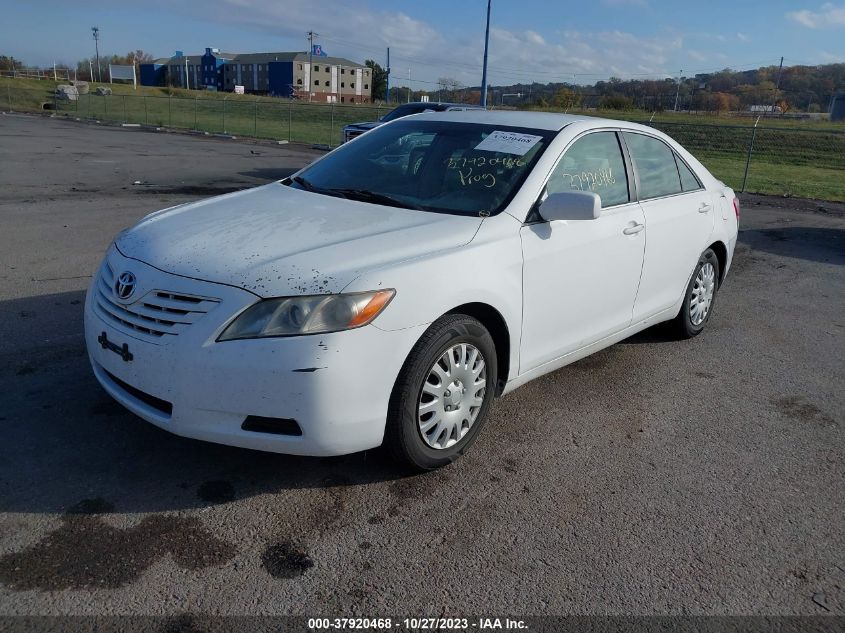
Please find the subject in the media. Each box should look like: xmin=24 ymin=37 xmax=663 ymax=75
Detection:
xmin=542 ymin=106 xmax=845 ymax=131
xmin=3 ymin=76 xmax=844 ymax=201
xmin=1 ymin=76 xmax=387 ymax=146
xmin=689 ymin=153 xmax=845 ymax=201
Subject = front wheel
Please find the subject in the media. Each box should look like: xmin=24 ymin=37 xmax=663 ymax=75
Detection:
xmin=384 ymin=314 xmax=497 ymax=471
xmin=675 ymin=248 xmax=720 ymax=338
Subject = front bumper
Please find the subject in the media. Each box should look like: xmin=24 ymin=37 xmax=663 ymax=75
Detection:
xmin=85 ymin=247 xmax=425 ymax=456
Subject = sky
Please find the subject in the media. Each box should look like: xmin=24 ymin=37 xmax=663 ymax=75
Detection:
xmin=2 ymin=1 xmax=844 ymax=88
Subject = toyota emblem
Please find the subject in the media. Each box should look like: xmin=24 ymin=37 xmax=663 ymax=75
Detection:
xmin=115 ymin=271 xmax=137 ymax=301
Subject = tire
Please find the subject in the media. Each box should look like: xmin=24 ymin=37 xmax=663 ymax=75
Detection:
xmin=675 ymin=248 xmax=720 ymax=339
xmin=384 ymin=314 xmax=497 ymax=471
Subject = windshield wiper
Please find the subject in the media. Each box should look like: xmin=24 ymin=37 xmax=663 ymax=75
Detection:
xmin=292 ymin=179 xmax=422 ymax=210
xmin=327 ymin=188 xmax=423 ymax=210
xmin=292 ymin=176 xmax=351 ymax=200
xmin=292 ymin=175 xmax=318 ymax=191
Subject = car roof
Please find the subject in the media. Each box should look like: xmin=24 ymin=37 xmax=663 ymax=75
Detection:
xmin=412 ymin=109 xmax=624 ymax=131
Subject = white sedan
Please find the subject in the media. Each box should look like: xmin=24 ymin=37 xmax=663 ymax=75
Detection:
xmin=84 ymin=110 xmax=739 ymax=470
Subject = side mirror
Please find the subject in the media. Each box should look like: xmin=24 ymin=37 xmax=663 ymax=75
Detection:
xmin=539 ymin=191 xmax=601 ymax=222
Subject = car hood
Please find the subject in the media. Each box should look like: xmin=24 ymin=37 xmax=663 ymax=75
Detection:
xmin=345 ymin=121 xmax=381 ymax=130
xmin=116 ymin=183 xmax=483 ymax=297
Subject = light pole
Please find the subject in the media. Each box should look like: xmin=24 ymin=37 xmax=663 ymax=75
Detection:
xmin=385 ymin=47 xmax=391 ymax=104
xmin=480 ymin=0 xmax=491 ymax=108
xmin=772 ymin=55 xmax=784 ymax=114
xmin=673 ymin=69 xmax=683 ymax=112
xmin=91 ymin=26 xmax=101 ymax=82
xmin=307 ymin=30 xmax=318 ymax=102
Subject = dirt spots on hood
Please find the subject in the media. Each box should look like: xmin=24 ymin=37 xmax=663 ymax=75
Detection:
xmin=0 ymin=498 xmax=236 ymax=591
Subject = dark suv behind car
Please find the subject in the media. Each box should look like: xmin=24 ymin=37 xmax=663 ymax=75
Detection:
xmin=341 ymin=102 xmax=481 ymax=144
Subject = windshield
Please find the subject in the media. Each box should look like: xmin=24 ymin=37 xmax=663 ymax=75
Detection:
xmin=290 ymin=120 xmax=555 ymax=216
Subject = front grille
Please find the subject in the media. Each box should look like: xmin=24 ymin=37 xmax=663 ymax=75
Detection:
xmin=94 ymin=261 xmax=220 ymax=342
xmin=344 ymin=130 xmax=363 ymax=143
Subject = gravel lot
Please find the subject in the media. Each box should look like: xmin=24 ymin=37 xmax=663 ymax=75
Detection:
xmin=0 ymin=114 xmax=843 ymax=618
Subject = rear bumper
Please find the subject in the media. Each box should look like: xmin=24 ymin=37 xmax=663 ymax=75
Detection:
xmin=724 ymin=235 xmax=737 ymax=280
xmin=85 ymin=248 xmax=425 ymax=456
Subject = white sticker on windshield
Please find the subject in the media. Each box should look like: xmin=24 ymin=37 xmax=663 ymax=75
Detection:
xmin=474 ymin=130 xmax=543 ymax=156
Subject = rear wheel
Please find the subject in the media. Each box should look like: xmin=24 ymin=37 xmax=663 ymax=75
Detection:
xmin=384 ymin=314 xmax=497 ymax=471
xmin=675 ymin=248 xmax=720 ymax=338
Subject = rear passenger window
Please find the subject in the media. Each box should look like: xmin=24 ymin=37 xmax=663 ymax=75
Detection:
xmin=623 ymin=133 xmax=682 ymax=200
xmin=675 ymin=154 xmax=702 ymax=192
xmin=547 ymin=132 xmax=629 ymax=208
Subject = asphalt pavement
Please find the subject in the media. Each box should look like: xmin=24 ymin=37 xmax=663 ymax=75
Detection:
xmin=0 ymin=113 xmax=842 ymax=618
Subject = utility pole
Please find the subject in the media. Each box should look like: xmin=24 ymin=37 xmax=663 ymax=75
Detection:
xmin=772 ymin=55 xmax=784 ymax=114
xmin=480 ymin=0 xmax=491 ymax=108
xmin=407 ymin=68 xmax=411 ymax=103
xmin=307 ymin=30 xmax=317 ymax=102
xmin=92 ymin=26 xmax=101 ymax=83
xmin=673 ymin=69 xmax=683 ymax=112
xmin=385 ymin=47 xmax=391 ymax=103
xmin=185 ymin=55 xmax=190 ymax=90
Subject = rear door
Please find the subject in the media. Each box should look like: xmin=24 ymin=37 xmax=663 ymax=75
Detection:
xmin=622 ymin=132 xmax=715 ymax=321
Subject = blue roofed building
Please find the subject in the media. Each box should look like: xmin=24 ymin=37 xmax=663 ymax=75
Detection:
xmin=139 ymin=47 xmax=372 ymax=102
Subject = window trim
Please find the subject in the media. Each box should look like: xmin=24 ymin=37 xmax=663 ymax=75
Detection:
xmin=673 ymin=151 xmax=704 ymax=193
xmin=539 ymin=129 xmax=636 ymax=213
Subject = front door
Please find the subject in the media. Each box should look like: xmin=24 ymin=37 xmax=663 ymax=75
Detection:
xmin=519 ymin=131 xmax=646 ymax=374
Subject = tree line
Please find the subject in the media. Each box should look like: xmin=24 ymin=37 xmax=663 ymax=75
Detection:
xmin=371 ymin=62 xmax=845 ymax=113
xmin=4 ymin=53 xmax=842 ymax=113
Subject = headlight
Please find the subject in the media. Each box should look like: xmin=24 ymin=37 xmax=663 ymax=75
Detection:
xmin=217 ymin=289 xmax=395 ymax=341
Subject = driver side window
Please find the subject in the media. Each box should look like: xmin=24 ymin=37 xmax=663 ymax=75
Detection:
xmin=547 ymin=132 xmax=629 ymax=208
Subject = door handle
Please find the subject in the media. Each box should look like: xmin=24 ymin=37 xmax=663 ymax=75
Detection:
xmin=698 ymin=203 xmax=712 ymax=213
xmin=623 ymin=223 xmax=644 ymax=235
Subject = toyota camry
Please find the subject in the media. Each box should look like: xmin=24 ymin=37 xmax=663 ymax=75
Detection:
xmin=85 ymin=110 xmax=739 ymax=470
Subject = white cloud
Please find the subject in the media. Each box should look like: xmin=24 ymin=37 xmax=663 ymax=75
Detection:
xmin=736 ymin=32 xmax=750 ymax=41
xmin=212 ymin=0 xmax=445 ymax=60
xmin=524 ymin=30 xmax=546 ymax=46
xmin=818 ymin=50 xmax=845 ymax=62
xmin=147 ymin=0 xmax=687 ymax=86
xmin=480 ymin=27 xmax=683 ymax=83
xmin=787 ymin=3 xmax=845 ymax=28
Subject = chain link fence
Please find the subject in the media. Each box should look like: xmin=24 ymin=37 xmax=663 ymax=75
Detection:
xmin=3 ymin=86 xmax=388 ymax=147
xmin=4 ymin=85 xmax=845 ymax=201
xmin=642 ymin=120 xmax=845 ymax=201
